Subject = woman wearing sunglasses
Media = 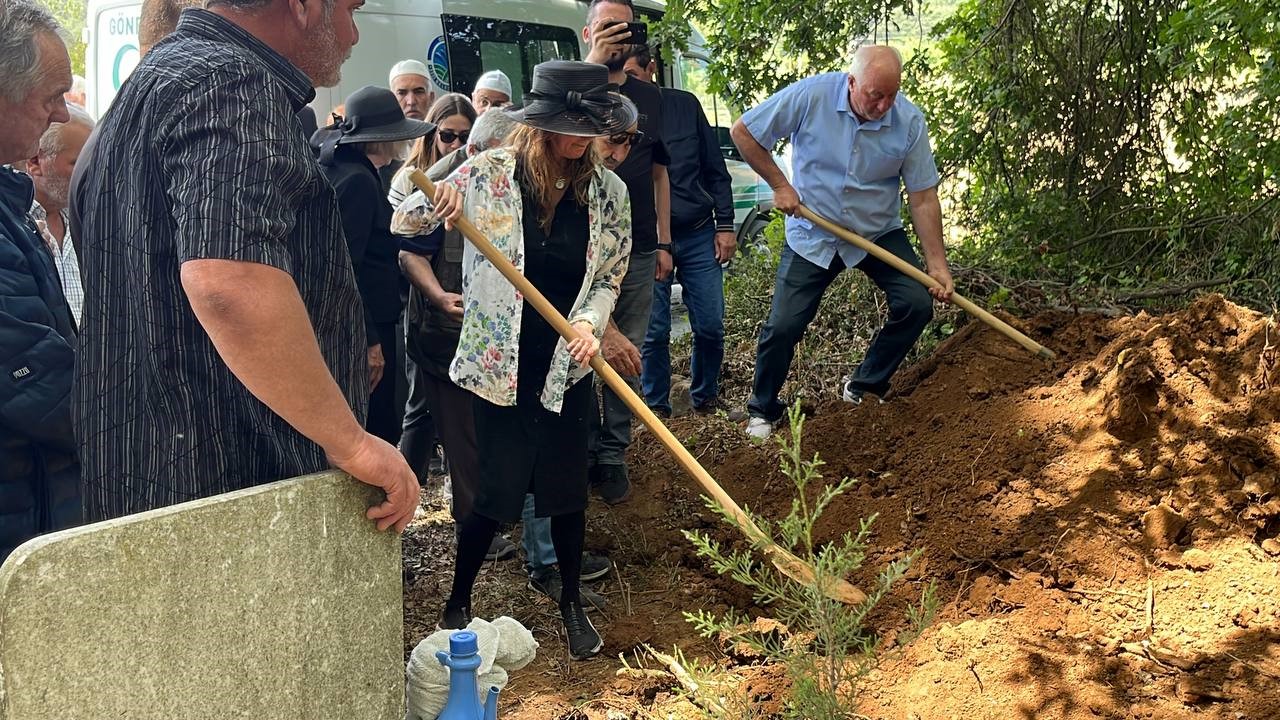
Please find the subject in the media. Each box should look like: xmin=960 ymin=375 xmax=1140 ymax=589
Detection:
xmin=394 ymin=61 xmax=636 ymax=660
xmin=390 ymin=93 xmax=477 ymax=207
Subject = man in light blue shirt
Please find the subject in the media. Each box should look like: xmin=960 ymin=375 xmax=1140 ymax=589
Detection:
xmin=730 ymin=46 xmax=954 ymax=439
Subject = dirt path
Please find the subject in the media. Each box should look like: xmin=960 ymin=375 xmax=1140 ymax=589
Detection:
xmin=404 ymin=295 xmax=1280 ymax=719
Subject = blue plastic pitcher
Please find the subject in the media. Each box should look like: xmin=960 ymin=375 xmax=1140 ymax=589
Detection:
xmin=436 ymin=630 xmax=500 ymax=720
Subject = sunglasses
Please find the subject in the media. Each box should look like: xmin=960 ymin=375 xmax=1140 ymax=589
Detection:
xmin=606 ymin=130 xmax=643 ymax=148
xmin=437 ymin=129 xmax=470 ymax=144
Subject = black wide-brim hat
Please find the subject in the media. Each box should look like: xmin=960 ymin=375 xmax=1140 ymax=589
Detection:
xmin=505 ymin=60 xmax=637 ymax=137
xmin=334 ymin=85 xmax=434 ymax=145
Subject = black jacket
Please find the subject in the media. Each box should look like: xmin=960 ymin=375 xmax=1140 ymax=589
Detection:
xmin=661 ymin=88 xmax=735 ymax=236
xmin=315 ymin=140 xmax=403 ymax=347
xmin=0 ymin=166 xmax=81 ymax=562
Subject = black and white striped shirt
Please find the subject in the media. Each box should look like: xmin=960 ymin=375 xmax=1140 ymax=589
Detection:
xmin=71 ymin=9 xmax=367 ymax=521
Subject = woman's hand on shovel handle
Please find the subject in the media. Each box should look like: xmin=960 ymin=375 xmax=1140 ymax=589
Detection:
xmin=432 ymin=184 xmax=463 ymax=230
xmin=927 ymin=263 xmax=955 ymax=303
xmin=567 ymin=321 xmax=599 ymax=367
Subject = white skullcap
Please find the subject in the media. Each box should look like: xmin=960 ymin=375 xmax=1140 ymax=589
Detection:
xmin=474 ymin=70 xmax=513 ymax=98
xmin=389 ymin=59 xmax=430 ymax=85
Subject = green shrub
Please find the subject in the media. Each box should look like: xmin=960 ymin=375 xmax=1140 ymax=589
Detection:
xmin=681 ymin=405 xmax=938 ymax=718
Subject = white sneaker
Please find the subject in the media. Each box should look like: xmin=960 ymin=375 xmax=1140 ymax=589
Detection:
xmin=842 ymin=376 xmax=883 ymax=405
xmin=745 ymin=416 xmax=775 ymax=440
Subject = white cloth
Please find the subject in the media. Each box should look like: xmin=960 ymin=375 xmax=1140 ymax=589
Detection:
xmin=404 ymin=615 xmax=539 ymax=720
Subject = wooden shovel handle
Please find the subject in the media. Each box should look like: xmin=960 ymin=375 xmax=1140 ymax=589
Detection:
xmin=796 ymin=205 xmax=1055 ymax=361
xmin=409 ymin=170 xmax=866 ymax=605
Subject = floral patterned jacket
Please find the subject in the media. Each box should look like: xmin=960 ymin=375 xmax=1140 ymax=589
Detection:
xmin=391 ymin=148 xmax=632 ymax=412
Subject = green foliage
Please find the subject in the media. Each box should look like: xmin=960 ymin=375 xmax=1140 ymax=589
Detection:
xmin=46 ymin=0 xmax=87 ymax=77
xmin=682 ymin=406 xmax=938 ymax=719
xmin=911 ymin=0 xmax=1280 ymax=305
xmin=661 ymin=0 xmax=1277 ymax=307
xmin=654 ymin=0 xmax=919 ymax=110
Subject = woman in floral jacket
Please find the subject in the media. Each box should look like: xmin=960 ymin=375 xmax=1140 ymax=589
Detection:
xmin=394 ymin=61 xmax=635 ymax=660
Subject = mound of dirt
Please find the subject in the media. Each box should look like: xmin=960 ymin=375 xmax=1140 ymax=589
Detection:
xmin=403 ymin=295 xmax=1279 ymax=720
xmin=606 ymin=295 xmax=1280 ymax=719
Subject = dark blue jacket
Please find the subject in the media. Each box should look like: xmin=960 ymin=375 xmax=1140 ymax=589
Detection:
xmin=0 ymin=166 xmax=81 ymax=563
xmin=661 ymin=88 xmax=735 ymax=235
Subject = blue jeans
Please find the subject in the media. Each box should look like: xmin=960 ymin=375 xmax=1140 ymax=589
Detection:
xmin=748 ymin=229 xmax=933 ymax=420
xmin=521 ymin=494 xmax=557 ymax=573
xmin=642 ymin=224 xmax=726 ymax=413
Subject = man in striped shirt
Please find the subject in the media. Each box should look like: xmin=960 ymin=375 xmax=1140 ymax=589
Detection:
xmin=71 ymin=0 xmax=419 ymax=530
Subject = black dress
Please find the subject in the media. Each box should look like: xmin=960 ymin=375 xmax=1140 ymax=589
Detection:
xmin=471 ymin=173 xmax=593 ymax=522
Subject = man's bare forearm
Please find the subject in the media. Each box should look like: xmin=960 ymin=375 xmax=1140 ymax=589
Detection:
xmin=181 ymin=259 xmax=364 ymax=458
xmin=399 ymin=250 xmax=447 ymax=304
xmin=908 ymin=186 xmax=947 ymax=267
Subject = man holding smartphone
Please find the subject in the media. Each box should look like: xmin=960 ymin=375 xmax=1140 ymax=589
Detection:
xmin=582 ymin=0 xmax=672 ymax=504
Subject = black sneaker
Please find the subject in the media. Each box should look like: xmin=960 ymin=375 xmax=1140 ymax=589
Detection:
xmin=594 ymin=464 xmax=631 ymax=505
xmin=438 ymin=603 xmax=471 ymax=630
xmin=649 ymin=405 xmax=672 ymax=419
xmin=560 ymin=601 xmax=603 ymax=660
xmin=485 ymin=534 xmax=517 ymax=561
xmin=580 ymin=553 xmax=612 ymax=581
xmin=692 ymin=397 xmax=727 ymax=416
xmin=528 ymin=568 xmax=607 ymax=611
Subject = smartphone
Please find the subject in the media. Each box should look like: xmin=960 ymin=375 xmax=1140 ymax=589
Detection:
xmin=605 ymin=20 xmax=648 ymax=47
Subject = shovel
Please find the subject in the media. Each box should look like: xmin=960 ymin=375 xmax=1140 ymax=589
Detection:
xmin=409 ymin=170 xmax=866 ymax=605
xmin=796 ymin=205 xmax=1055 ymax=360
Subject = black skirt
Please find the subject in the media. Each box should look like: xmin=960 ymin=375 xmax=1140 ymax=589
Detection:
xmin=470 ymin=173 xmax=591 ymax=522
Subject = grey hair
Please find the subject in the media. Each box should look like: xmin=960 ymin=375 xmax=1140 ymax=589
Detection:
xmin=355 ymin=140 xmax=410 ymax=162
xmin=468 ymin=109 xmax=518 ymax=151
xmin=0 ymin=0 xmax=64 ymax=103
xmin=37 ymin=104 xmax=95 ymax=159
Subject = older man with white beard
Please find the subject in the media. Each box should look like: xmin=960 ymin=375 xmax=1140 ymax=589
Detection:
xmin=27 ymin=104 xmax=93 ymax=325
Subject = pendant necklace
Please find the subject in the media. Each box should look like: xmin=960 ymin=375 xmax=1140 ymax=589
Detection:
xmin=554 ymin=177 xmax=567 ymax=190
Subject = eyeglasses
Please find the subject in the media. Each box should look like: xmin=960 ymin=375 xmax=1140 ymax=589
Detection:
xmin=606 ymin=130 xmax=643 ymax=148
xmin=437 ymin=129 xmax=470 ymax=144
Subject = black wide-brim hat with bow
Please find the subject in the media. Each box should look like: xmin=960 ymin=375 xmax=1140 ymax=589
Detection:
xmin=334 ymin=85 xmax=435 ymax=145
xmin=505 ymin=60 xmax=637 ymax=137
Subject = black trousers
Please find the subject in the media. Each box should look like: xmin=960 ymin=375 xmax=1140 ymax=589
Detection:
xmin=366 ymin=321 xmax=403 ymax=444
xmin=748 ymin=229 xmax=934 ymax=420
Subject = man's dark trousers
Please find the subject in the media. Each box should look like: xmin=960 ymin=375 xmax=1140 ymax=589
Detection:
xmin=747 ymin=228 xmax=933 ymax=421
xmin=642 ymin=223 xmax=725 ymax=414
xmin=590 ymin=250 xmax=657 ymax=467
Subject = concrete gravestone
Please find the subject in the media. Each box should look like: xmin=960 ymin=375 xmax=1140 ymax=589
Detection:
xmin=0 ymin=471 xmax=403 ymax=720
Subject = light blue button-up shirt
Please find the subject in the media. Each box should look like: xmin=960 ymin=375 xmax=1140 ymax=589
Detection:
xmin=742 ymin=72 xmax=940 ymax=270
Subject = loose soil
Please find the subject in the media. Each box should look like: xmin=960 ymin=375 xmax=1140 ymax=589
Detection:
xmin=403 ymin=294 xmax=1280 ymax=719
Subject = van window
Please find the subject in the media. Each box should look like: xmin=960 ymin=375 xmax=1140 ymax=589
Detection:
xmin=442 ymin=15 xmax=580 ymax=106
